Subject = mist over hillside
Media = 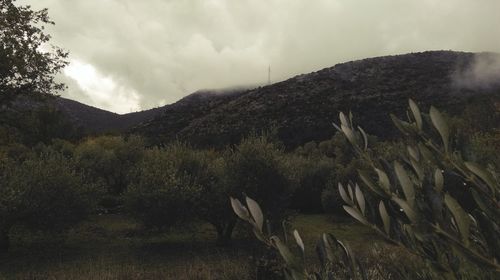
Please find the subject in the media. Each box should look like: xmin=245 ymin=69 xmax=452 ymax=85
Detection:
xmin=132 ymin=50 xmax=500 ymax=148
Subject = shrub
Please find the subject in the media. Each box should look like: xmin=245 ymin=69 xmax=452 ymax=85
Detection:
xmin=188 ymin=150 xmax=238 ymax=245
xmin=74 ymin=135 xmax=145 ymax=212
xmin=225 ymin=135 xmax=291 ymax=224
xmin=0 ymin=150 xmax=94 ymax=250
xmin=287 ymin=155 xmax=335 ymax=213
xmin=124 ymin=146 xmax=196 ymax=230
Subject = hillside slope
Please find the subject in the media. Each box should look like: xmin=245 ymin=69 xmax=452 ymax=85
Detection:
xmin=133 ymin=51 xmax=500 ymax=148
xmin=55 ymin=98 xmax=165 ymax=134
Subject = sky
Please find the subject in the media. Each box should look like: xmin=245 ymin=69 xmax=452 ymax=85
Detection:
xmin=20 ymin=0 xmax=500 ymax=114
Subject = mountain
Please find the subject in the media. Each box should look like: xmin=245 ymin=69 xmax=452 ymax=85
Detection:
xmin=53 ymin=86 xmax=251 ymax=134
xmin=55 ymin=98 xmax=165 ymax=134
xmin=132 ymin=51 xmax=500 ymax=148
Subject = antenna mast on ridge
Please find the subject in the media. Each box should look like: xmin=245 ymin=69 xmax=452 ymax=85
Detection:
xmin=268 ymin=65 xmax=271 ymax=85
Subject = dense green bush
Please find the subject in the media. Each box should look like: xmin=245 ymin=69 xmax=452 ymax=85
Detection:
xmin=125 ymin=138 xmax=291 ymax=244
xmin=187 ymin=150 xmax=238 ymax=245
xmin=74 ymin=135 xmax=145 ymax=212
xmin=0 ymin=150 xmax=94 ymax=250
xmin=225 ymin=135 xmax=292 ymax=224
xmin=287 ymin=154 xmax=335 ymax=213
xmin=124 ymin=146 xmax=196 ymax=230
xmin=142 ymin=143 xmax=238 ymax=244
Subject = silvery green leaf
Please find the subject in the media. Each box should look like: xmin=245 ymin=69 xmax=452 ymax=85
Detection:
xmin=390 ymin=114 xmax=412 ymax=135
xmin=339 ymin=112 xmax=349 ymax=128
xmin=339 ymin=183 xmax=353 ymax=205
xmin=337 ymin=240 xmax=355 ymax=269
xmin=332 ymin=122 xmax=342 ymax=132
xmin=341 ymin=124 xmax=356 ymax=145
xmin=375 ymin=168 xmax=391 ymax=193
xmin=430 ymin=106 xmax=449 ymax=153
xmin=230 ymin=197 xmax=250 ymax=221
xmin=394 ymin=161 xmax=415 ymax=207
xmin=358 ymin=126 xmax=368 ymax=151
xmin=271 ymin=236 xmax=306 ymax=276
xmin=293 ymin=229 xmax=305 ymax=254
xmin=409 ymin=99 xmax=422 ymax=131
xmin=246 ymin=196 xmax=264 ymax=232
xmin=418 ymin=142 xmax=435 ymax=164
xmin=359 ymin=170 xmax=386 ymax=196
xmin=355 ymin=184 xmax=366 ymax=215
xmin=379 ymin=201 xmax=391 ymax=235
xmin=444 ymin=194 xmax=471 ymax=246
xmin=410 ymin=158 xmax=424 ymax=181
xmin=434 ymin=169 xmax=444 ymax=192
xmin=392 ymin=197 xmax=418 ymax=223
xmin=253 ymin=227 xmax=267 ymax=243
xmin=464 ymin=162 xmax=496 ymax=191
xmin=347 ymin=183 xmax=354 ymax=201
xmin=322 ymin=234 xmax=335 ymax=262
xmin=270 ymin=236 xmax=295 ymax=265
xmin=343 ymin=205 xmax=368 ymax=225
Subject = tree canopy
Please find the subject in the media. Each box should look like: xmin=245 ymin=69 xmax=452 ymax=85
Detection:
xmin=0 ymin=0 xmax=67 ymax=104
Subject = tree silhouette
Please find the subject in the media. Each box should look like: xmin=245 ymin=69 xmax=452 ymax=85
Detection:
xmin=0 ymin=0 xmax=68 ymax=105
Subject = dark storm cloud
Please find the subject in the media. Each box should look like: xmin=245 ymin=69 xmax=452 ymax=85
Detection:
xmin=20 ymin=0 xmax=500 ymax=113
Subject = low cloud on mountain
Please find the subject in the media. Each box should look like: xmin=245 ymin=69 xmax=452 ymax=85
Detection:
xmin=20 ymin=0 xmax=500 ymax=113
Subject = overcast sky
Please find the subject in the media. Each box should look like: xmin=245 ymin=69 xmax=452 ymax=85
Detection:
xmin=20 ymin=0 xmax=500 ymax=113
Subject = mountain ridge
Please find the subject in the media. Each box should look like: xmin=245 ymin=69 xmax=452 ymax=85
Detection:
xmin=132 ymin=50 xmax=500 ymax=148
xmin=24 ymin=50 xmax=498 ymax=145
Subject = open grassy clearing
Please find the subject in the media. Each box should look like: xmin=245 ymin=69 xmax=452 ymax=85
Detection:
xmin=0 ymin=214 xmax=419 ymax=279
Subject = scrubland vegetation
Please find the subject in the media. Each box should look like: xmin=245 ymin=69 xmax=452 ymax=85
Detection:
xmin=1 ymin=99 xmax=499 ymax=279
xmin=1 ymin=0 xmax=499 ymax=278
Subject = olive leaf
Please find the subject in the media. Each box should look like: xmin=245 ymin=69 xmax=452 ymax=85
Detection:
xmin=343 ymin=205 xmax=368 ymax=225
xmin=409 ymin=99 xmax=423 ymax=131
xmin=394 ymin=161 xmax=415 ymax=208
xmin=339 ymin=112 xmax=350 ymax=128
xmin=379 ymin=201 xmax=391 ymax=235
xmin=230 ymin=197 xmax=250 ymax=221
xmin=434 ymin=169 xmax=444 ymax=192
xmin=444 ymin=194 xmax=471 ymax=246
xmin=358 ymin=126 xmax=369 ymax=151
xmin=392 ymin=197 xmax=418 ymax=223
xmin=355 ymin=184 xmax=366 ymax=215
xmin=464 ymin=162 xmax=496 ymax=191
xmin=246 ymin=196 xmax=264 ymax=232
xmin=375 ymin=168 xmax=391 ymax=193
xmin=339 ymin=183 xmax=353 ymax=205
xmin=359 ymin=170 xmax=386 ymax=197
xmin=429 ymin=106 xmax=449 ymax=153
xmin=293 ymin=229 xmax=305 ymax=254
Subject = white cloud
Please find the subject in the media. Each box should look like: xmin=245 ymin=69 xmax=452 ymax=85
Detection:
xmin=19 ymin=0 xmax=500 ymax=112
xmin=64 ymin=60 xmax=140 ymax=114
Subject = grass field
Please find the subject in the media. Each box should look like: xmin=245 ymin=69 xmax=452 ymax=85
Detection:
xmin=0 ymin=214 xmax=419 ymax=279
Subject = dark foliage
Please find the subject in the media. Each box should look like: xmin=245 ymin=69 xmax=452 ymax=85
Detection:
xmin=0 ymin=0 xmax=68 ymax=104
xmin=0 ymin=150 xmax=94 ymax=250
